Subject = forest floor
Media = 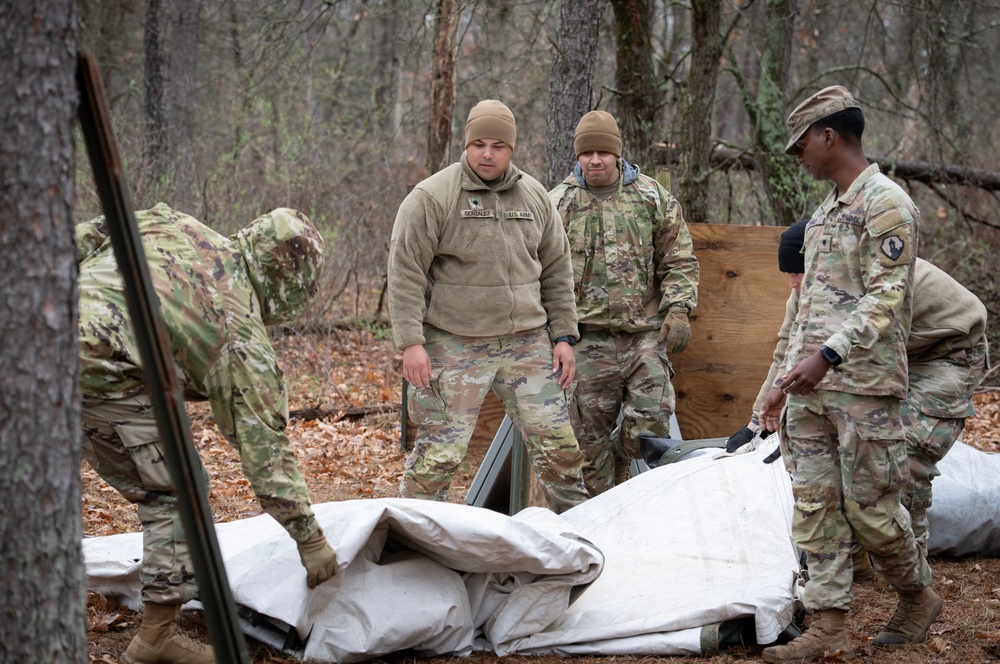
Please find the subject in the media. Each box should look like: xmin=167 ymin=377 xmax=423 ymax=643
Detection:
xmin=83 ymin=328 xmax=1000 ymax=664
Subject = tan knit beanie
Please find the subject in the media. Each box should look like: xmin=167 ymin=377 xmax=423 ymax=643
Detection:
xmin=573 ymin=111 xmax=622 ymax=157
xmin=465 ymin=99 xmax=517 ymax=148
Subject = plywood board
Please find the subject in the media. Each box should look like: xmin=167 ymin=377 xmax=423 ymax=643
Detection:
xmin=670 ymin=224 xmax=789 ymax=440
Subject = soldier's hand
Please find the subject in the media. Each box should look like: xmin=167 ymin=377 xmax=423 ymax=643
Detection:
xmin=725 ymin=425 xmax=756 ymax=453
xmin=777 ymin=352 xmax=831 ymax=396
xmin=552 ymin=341 xmax=576 ymax=388
xmin=657 ymin=306 xmax=691 ymax=355
xmin=297 ymin=530 xmax=338 ymax=589
xmin=758 ymin=387 xmax=786 ymax=433
xmin=402 ymin=344 xmax=433 ymax=388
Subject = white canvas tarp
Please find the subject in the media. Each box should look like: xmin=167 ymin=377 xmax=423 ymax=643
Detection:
xmin=83 ymin=436 xmax=1000 ymax=661
xmin=927 ymin=440 xmax=1000 ymax=557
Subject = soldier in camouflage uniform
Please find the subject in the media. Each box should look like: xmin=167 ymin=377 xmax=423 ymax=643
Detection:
xmin=899 ymin=260 xmax=988 ymax=557
xmin=387 ymin=100 xmax=588 ymax=513
xmin=78 ymin=204 xmax=337 ymax=664
xmin=549 ymin=111 xmax=699 ymax=496
xmin=758 ymin=86 xmax=940 ymax=662
xmin=731 ymin=225 xmax=989 ymax=568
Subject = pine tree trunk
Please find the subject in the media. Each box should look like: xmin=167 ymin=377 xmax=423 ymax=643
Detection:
xmin=0 ymin=2 xmax=86 ymax=662
xmin=545 ymin=0 xmax=605 ymax=188
xmin=425 ymin=0 xmax=460 ymax=175
xmin=611 ymin=0 xmax=660 ymax=171
xmin=676 ymin=0 xmax=723 ymax=224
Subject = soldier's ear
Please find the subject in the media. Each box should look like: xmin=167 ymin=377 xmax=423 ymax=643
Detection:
xmin=822 ymin=127 xmax=837 ymax=148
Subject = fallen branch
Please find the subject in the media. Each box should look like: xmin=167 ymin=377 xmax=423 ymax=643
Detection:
xmin=289 ymin=403 xmax=400 ymax=422
xmin=653 ymin=143 xmax=1000 ymax=192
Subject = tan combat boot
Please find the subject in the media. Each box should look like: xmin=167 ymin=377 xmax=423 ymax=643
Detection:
xmin=613 ymin=454 xmax=631 ymax=485
xmin=873 ymin=586 xmax=943 ymax=646
xmin=121 ymin=602 xmax=216 ymax=664
xmin=761 ymin=609 xmax=855 ymax=662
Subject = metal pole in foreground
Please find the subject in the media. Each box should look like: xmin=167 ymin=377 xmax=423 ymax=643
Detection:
xmin=76 ymin=51 xmax=248 ymax=664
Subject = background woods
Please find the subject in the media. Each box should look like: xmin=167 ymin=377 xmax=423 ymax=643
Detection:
xmin=75 ymin=0 xmax=1000 ymax=369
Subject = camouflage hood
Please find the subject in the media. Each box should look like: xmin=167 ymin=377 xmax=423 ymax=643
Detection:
xmin=233 ymin=208 xmax=325 ymax=325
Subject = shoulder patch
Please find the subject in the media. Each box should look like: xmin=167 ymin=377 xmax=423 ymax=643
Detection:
xmin=868 ymin=207 xmax=914 ymax=267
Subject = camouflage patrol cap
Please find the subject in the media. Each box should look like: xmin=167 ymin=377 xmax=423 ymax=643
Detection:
xmin=234 ymin=208 xmax=325 ymax=325
xmin=784 ymin=85 xmax=860 ymax=154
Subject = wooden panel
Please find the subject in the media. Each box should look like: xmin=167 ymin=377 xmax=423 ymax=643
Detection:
xmin=469 ymin=389 xmax=507 ymax=452
xmin=670 ymin=224 xmax=789 ymax=440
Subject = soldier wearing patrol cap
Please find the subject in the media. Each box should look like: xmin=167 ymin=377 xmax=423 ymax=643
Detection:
xmin=758 ymin=85 xmax=940 ymax=662
xmin=549 ymin=110 xmax=699 ymax=496
xmin=387 ymin=100 xmax=588 ymax=513
xmin=78 ymin=204 xmax=337 ymax=664
xmin=730 ymin=224 xmax=989 ymax=580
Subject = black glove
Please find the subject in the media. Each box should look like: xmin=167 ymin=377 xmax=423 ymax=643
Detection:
xmin=725 ymin=426 xmax=755 ymax=453
xmin=763 ymin=447 xmax=782 ymax=464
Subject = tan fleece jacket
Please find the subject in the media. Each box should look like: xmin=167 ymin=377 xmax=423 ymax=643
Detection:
xmin=387 ymin=153 xmax=578 ymax=349
xmin=907 ymin=259 xmax=988 ymax=364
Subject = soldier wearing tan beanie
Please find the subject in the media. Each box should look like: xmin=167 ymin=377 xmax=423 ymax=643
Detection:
xmin=388 ymin=99 xmax=589 ymax=513
xmin=465 ymin=99 xmax=517 ymax=149
xmin=549 ymin=110 xmax=699 ymax=497
xmin=572 ymin=110 xmax=622 ymax=158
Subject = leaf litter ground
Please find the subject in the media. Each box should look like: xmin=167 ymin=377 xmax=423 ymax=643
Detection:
xmin=84 ymin=330 xmax=1000 ymax=663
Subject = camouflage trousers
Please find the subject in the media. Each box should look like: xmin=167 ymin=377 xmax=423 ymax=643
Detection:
xmin=898 ymin=408 xmax=964 ymax=559
xmin=570 ymin=328 xmax=674 ymax=496
xmin=81 ymin=394 xmax=206 ymax=605
xmin=782 ymin=390 xmax=931 ymax=612
xmin=400 ymin=326 xmax=588 ymax=513
xmin=899 ymin=346 xmax=985 ymax=558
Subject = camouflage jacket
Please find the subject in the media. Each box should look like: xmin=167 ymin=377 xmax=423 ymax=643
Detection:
xmin=786 ymin=164 xmax=919 ymax=399
xmin=755 ymin=259 xmax=987 ymax=420
xmin=388 ymin=153 xmax=578 ymax=349
xmin=549 ymin=159 xmax=699 ymax=333
xmin=77 ymin=203 xmax=319 ymax=540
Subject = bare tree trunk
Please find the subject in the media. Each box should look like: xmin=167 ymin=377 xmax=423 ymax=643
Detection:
xmin=425 ymin=0 xmax=460 ymax=175
xmin=0 ymin=2 xmax=86 ymax=662
xmin=79 ymin=0 xmax=139 ymax=107
xmin=545 ymin=0 xmax=604 ymax=188
xmin=144 ymin=0 xmax=169 ymax=192
xmin=610 ymin=0 xmax=660 ymax=170
xmin=168 ymin=0 xmax=201 ymax=211
xmin=374 ymin=0 xmax=402 ymax=136
xmin=676 ymin=0 xmax=723 ymax=224
xmin=750 ymin=0 xmax=800 ymax=226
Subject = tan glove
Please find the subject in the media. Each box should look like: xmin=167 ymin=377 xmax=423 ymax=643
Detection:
xmin=657 ymin=306 xmax=691 ymax=355
xmin=297 ymin=529 xmax=338 ymax=588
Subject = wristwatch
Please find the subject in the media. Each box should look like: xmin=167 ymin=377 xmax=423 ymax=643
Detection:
xmin=819 ymin=344 xmax=843 ymax=367
xmin=554 ymin=335 xmax=577 ymax=346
